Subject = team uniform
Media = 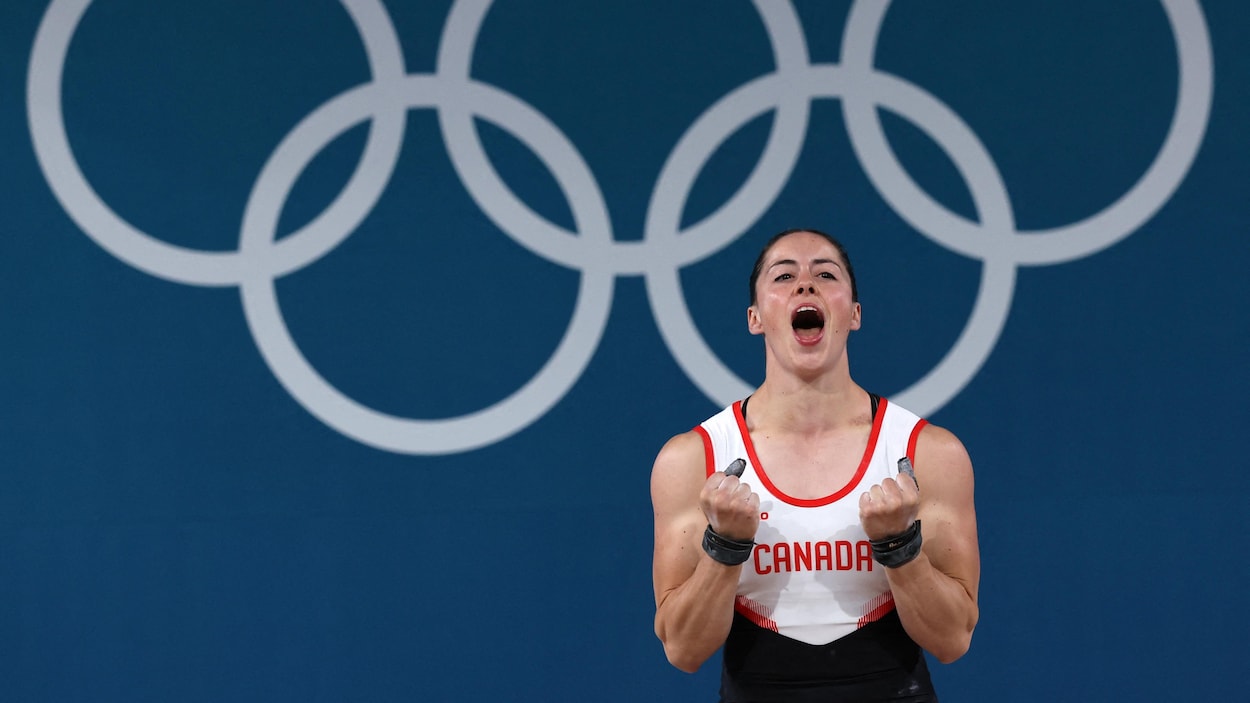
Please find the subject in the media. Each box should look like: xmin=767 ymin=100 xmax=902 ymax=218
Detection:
xmin=694 ymin=396 xmax=938 ymax=703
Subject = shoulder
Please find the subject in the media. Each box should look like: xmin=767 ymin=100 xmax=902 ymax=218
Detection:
xmin=912 ymin=422 xmax=975 ymax=508
xmin=650 ymin=431 xmax=712 ymax=518
xmin=915 ymin=423 xmax=971 ymax=469
xmin=651 ymin=431 xmax=707 ymax=490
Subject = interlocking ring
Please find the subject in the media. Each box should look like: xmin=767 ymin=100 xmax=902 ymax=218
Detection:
xmin=28 ymin=0 xmax=1213 ymax=455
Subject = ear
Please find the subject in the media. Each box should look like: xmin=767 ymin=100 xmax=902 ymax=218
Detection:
xmin=747 ymin=305 xmax=764 ymax=335
xmin=849 ymin=302 xmax=862 ymax=331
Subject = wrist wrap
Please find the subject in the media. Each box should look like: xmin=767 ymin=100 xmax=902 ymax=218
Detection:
xmin=870 ymin=520 xmax=923 ymax=568
xmin=702 ymin=525 xmax=754 ymax=566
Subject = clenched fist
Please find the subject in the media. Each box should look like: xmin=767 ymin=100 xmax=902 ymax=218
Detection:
xmin=700 ymin=460 xmax=760 ymax=542
xmin=858 ymin=459 xmax=920 ymax=541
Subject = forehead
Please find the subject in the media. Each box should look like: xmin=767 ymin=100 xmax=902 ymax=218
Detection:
xmin=764 ymin=231 xmax=845 ymax=266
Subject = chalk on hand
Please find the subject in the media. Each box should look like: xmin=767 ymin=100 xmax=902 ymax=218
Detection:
xmin=724 ymin=458 xmax=747 ymax=477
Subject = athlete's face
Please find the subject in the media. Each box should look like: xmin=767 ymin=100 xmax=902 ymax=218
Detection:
xmin=747 ymin=231 xmax=861 ymax=362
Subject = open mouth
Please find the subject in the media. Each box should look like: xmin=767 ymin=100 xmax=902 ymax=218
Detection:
xmin=791 ymin=305 xmax=825 ymax=342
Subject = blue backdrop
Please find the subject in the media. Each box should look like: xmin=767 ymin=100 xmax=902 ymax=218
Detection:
xmin=3 ymin=1 xmax=1248 ymax=701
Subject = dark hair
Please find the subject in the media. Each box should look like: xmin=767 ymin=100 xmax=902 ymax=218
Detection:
xmin=748 ymin=228 xmax=858 ymax=305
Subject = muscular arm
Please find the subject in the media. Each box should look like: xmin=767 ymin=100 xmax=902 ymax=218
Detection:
xmin=650 ymin=432 xmax=757 ymax=673
xmin=884 ymin=423 xmax=980 ymax=663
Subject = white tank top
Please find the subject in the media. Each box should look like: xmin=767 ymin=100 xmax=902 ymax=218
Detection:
xmin=694 ymin=397 xmax=927 ymax=646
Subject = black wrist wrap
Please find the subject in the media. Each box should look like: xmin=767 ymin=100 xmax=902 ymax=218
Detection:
xmin=702 ymin=525 xmax=754 ymax=566
xmin=870 ymin=519 xmax=923 ymax=568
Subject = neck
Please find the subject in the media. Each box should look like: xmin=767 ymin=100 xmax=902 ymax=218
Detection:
xmin=747 ymin=374 xmax=869 ymax=435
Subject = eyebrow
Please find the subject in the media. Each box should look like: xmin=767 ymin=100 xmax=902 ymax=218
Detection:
xmin=767 ymin=258 xmax=843 ymax=270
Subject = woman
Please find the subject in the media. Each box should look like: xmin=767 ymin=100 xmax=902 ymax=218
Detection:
xmin=650 ymin=228 xmax=980 ymax=702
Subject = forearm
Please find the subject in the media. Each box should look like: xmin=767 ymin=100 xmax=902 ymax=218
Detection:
xmin=885 ymin=552 xmax=978 ymax=663
xmin=654 ymin=558 xmax=742 ymax=672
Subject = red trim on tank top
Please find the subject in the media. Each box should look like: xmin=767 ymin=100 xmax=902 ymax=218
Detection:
xmin=734 ymin=397 xmax=889 ymax=507
xmin=857 ymin=592 xmax=897 ymax=628
xmin=906 ymin=418 xmax=928 ymax=464
xmin=693 ymin=424 xmax=716 ymax=478
xmin=734 ymin=596 xmax=779 ymax=632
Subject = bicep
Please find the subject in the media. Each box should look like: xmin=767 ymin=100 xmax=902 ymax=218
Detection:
xmin=914 ymin=424 xmax=981 ymax=600
xmin=650 ymin=433 xmax=709 ymax=607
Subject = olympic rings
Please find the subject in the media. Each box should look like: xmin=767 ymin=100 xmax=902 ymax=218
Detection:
xmin=27 ymin=0 xmax=1213 ymax=454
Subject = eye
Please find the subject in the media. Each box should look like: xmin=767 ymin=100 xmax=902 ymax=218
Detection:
xmin=819 ymin=272 xmax=837 ymax=280
xmin=774 ymin=273 xmax=793 ymax=282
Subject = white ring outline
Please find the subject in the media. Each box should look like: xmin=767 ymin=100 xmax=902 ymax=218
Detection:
xmin=840 ymin=0 xmax=1213 ymax=266
xmin=27 ymin=0 xmax=410 ymax=286
xmin=26 ymin=0 xmax=1214 ymax=452
xmin=238 ymin=75 xmax=615 ymax=455
xmin=648 ymin=0 xmax=1212 ymax=415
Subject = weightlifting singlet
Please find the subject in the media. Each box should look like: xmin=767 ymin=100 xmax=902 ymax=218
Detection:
xmin=693 ymin=396 xmax=938 ymax=703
